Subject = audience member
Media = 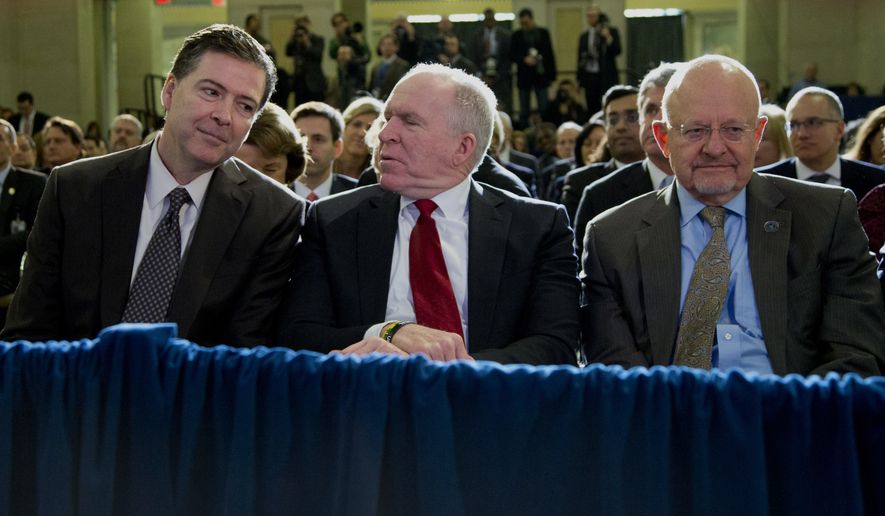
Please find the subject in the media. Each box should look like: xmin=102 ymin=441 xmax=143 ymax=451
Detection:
xmin=85 ymin=121 xmax=103 ymax=142
xmin=471 ymin=8 xmax=512 ymax=114
xmin=423 ymin=15 xmax=454 ymax=64
xmin=754 ymin=104 xmax=792 ymax=168
xmin=0 ymin=107 xmax=12 ymax=121
xmin=787 ymin=62 xmax=825 ymax=101
xmin=2 ymin=24 xmax=305 ymax=346
xmin=757 ymin=78 xmax=773 ymax=104
xmin=544 ymin=79 xmax=588 ymax=127
xmin=329 ymin=12 xmax=369 ymax=109
xmin=581 ymin=54 xmax=885 ymax=376
xmin=337 ymin=96 xmax=383 ymax=179
xmin=83 ymin=135 xmax=108 ymax=158
xmin=235 ymin=102 xmax=308 ymax=185
xmin=573 ymin=119 xmax=605 ymax=168
xmin=511 ymin=130 xmax=529 ymax=153
xmin=291 ymin=101 xmax=358 ymax=200
xmin=244 ymin=14 xmax=274 ymax=56
xmin=577 ymin=4 xmax=621 ymax=114
xmin=40 ymin=116 xmax=85 ymax=171
xmin=573 ymin=62 xmax=681 ymax=256
xmin=497 ymin=111 xmax=540 ymax=177
xmin=489 ymin=113 xmax=537 ymax=195
xmin=286 ymin=15 xmax=327 ymax=106
xmin=844 ymin=105 xmax=885 ymax=166
xmin=511 ymin=8 xmax=557 ymax=128
xmin=561 ymin=85 xmax=642 ymax=222
xmin=859 ymin=183 xmax=885 ymax=257
xmin=11 ymin=133 xmax=37 ymax=170
xmin=390 ymin=13 xmax=421 ymax=66
xmin=440 ymin=34 xmax=480 ymax=77
xmin=542 ymin=121 xmax=582 ymax=200
xmin=275 ymin=63 xmax=579 ymax=365
xmin=369 ymin=33 xmax=411 ymax=101
xmin=9 ymin=92 xmax=50 ymax=138
xmin=109 ymin=114 xmax=144 ymax=153
xmin=0 ymin=119 xmax=47 ymax=307
xmin=759 ymin=87 xmax=885 ymax=201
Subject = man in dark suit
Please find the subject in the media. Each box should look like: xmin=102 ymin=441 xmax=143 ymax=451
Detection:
xmin=0 ymin=120 xmax=46 ymax=302
xmin=497 ymin=111 xmax=540 ymax=177
xmin=286 ymin=16 xmax=327 ymax=106
xmin=561 ymin=85 xmax=644 ymax=222
xmin=290 ymin=101 xmax=358 ymax=200
xmin=581 ymin=55 xmax=885 ymax=376
xmin=368 ymin=33 xmax=411 ymax=101
xmin=472 ymin=8 xmax=512 ymax=114
xmin=758 ymin=86 xmax=885 ymax=201
xmin=276 ymin=63 xmax=578 ymax=365
xmin=9 ymin=92 xmax=50 ymax=138
xmin=573 ymin=62 xmax=681 ymax=257
xmin=2 ymin=24 xmax=305 ymax=346
xmin=510 ymin=8 xmax=557 ymax=128
xmin=577 ymin=5 xmax=621 ymax=115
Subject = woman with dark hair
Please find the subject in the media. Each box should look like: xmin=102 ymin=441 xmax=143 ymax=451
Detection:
xmin=845 ymin=105 xmax=885 ymax=165
xmin=573 ymin=119 xmax=605 ymax=168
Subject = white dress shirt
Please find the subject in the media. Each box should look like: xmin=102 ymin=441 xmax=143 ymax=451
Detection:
xmin=796 ymin=157 xmax=841 ymax=185
xmin=646 ymin=159 xmax=670 ymax=189
xmin=293 ymin=173 xmax=333 ymax=199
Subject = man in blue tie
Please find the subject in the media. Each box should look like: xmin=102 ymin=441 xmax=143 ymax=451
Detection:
xmin=580 ymin=54 xmax=885 ymax=376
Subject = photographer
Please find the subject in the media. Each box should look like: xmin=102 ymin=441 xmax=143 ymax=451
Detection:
xmin=390 ymin=13 xmax=421 ymax=66
xmin=329 ymin=12 xmax=370 ymax=108
xmin=544 ymin=79 xmax=588 ymax=127
xmin=577 ymin=5 xmax=621 ymax=114
xmin=286 ymin=15 xmax=327 ymax=105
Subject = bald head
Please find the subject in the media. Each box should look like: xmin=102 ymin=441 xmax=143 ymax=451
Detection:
xmin=662 ymin=55 xmax=761 ymax=126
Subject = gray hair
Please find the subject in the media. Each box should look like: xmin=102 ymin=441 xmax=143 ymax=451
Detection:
xmin=638 ymin=62 xmax=683 ymax=109
xmin=111 ymin=114 xmax=144 ymax=133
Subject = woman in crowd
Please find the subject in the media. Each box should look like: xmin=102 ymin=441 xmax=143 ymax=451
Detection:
xmin=573 ymin=119 xmax=606 ymax=168
xmin=845 ymin=105 xmax=885 ymax=165
xmin=235 ymin=103 xmax=308 ymax=185
xmin=755 ymin=104 xmax=793 ymax=168
xmin=334 ymin=96 xmax=384 ymax=179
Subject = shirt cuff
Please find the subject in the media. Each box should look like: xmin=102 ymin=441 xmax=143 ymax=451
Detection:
xmin=364 ymin=322 xmax=389 ymax=341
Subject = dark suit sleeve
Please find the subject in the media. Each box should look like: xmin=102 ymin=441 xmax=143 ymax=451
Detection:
xmin=560 ymin=173 xmax=583 ymax=224
xmin=471 ymin=205 xmax=579 ymax=365
xmin=0 ymin=172 xmax=46 ymax=268
xmin=807 ymin=189 xmax=885 ymax=375
xmin=2 ymin=171 xmax=63 ymax=340
xmin=580 ymin=222 xmax=650 ymax=368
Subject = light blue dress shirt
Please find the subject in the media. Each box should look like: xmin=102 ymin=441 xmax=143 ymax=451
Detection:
xmin=676 ymin=185 xmax=773 ymax=374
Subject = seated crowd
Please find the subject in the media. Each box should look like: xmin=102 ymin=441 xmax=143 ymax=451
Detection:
xmin=1 ymin=13 xmax=884 ymax=376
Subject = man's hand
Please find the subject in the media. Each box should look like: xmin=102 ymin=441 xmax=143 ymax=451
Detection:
xmin=336 ymin=337 xmax=408 ymax=357
xmin=390 ymin=324 xmax=473 ymax=362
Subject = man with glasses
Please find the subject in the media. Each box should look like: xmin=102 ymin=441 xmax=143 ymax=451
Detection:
xmin=759 ymin=86 xmax=885 ymax=201
xmin=560 ymin=85 xmax=644 ymax=223
xmin=580 ymin=55 xmax=884 ymax=376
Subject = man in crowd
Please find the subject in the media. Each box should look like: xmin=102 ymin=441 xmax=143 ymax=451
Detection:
xmin=581 ymin=54 xmax=885 ymax=376
xmin=109 ymin=114 xmax=144 ymax=152
xmin=472 ymin=8 xmax=512 ymax=114
xmin=758 ymin=87 xmax=885 ymax=201
xmin=9 ymin=92 xmax=50 ymax=138
xmin=577 ymin=4 xmax=621 ymax=114
xmin=286 ymin=15 xmax=327 ymax=106
xmin=573 ymin=62 xmax=680 ymax=256
xmin=510 ymin=8 xmax=556 ymax=128
xmin=290 ymin=101 xmax=357 ymax=200
xmin=369 ymin=33 xmax=411 ymax=101
xmin=3 ymin=24 xmax=305 ymax=346
xmin=329 ymin=12 xmax=369 ymax=109
xmin=40 ymin=117 xmax=85 ymax=171
xmin=276 ymin=63 xmax=579 ymax=365
xmin=560 ymin=85 xmax=644 ymax=221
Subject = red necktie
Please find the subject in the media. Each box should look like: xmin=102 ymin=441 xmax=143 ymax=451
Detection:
xmin=409 ymin=199 xmax=464 ymax=339
xmin=306 ymin=191 xmax=319 ymax=202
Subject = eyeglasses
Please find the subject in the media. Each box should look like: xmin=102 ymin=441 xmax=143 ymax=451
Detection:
xmin=605 ymin=110 xmax=640 ymax=127
xmin=674 ymin=123 xmax=753 ymax=143
xmin=786 ymin=117 xmax=841 ymax=132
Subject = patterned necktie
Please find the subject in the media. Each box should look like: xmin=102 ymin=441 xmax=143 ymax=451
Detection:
xmin=122 ymin=187 xmax=191 ymax=323
xmin=807 ymin=173 xmax=831 ymax=184
xmin=409 ymin=199 xmax=464 ymax=339
xmin=673 ymin=206 xmax=730 ymax=369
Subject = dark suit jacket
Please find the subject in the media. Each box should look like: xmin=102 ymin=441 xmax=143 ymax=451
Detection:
xmin=471 ymin=26 xmax=512 ymax=81
xmin=576 ymin=27 xmax=621 ymax=90
xmin=9 ymin=111 xmax=50 ymax=136
xmin=501 ymin=160 xmax=537 ymax=197
xmin=369 ymin=56 xmax=411 ymax=101
xmin=286 ymin=33 xmax=327 ymax=99
xmin=330 ymin=173 xmax=358 ymax=195
xmin=581 ymin=173 xmax=885 ymax=376
xmin=574 ymin=160 xmax=653 ymax=258
xmin=508 ymin=149 xmax=539 ymax=176
xmin=0 ymin=167 xmax=47 ymax=295
xmin=275 ymin=180 xmax=579 ymax=365
xmin=510 ymin=26 xmax=557 ymax=89
xmin=757 ymin=157 xmax=885 ymax=202
xmin=2 ymin=144 xmax=305 ymax=346
xmin=560 ymin=159 xmax=622 ymax=223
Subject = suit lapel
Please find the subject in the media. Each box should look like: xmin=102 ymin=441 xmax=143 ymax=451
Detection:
xmin=636 ymin=187 xmax=682 ymax=364
xmin=168 ymin=160 xmax=250 ymax=337
xmin=466 ymin=181 xmax=510 ymax=349
xmin=99 ymin=147 xmax=151 ymax=327
xmin=0 ymin=169 xmax=22 ymax=231
xmin=745 ymin=174 xmax=791 ymax=374
xmin=357 ymin=188 xmax=399 ymax=322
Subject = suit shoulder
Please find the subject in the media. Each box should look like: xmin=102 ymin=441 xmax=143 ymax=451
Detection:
xmin=756 ymin=158 xmax=796 ymax=175
xmin=231 ymin=158 xmax=304 ymax=208
xmin=10 ymin=167 xmax=48 ymax=185
xmin=480 ymin=182 xmax=563 ymax=215
xmin=333 ymin=174 xmax=359 ymax=186
xmin=843 ymin=158 xmax=885 ymax=175
xmin=588 ymin=161 xmax=644 ymax=189
xmin=591 ymin=188 xmax=663 ymax=227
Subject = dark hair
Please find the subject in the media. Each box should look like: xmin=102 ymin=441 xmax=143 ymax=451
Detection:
xmin=16 ymin=92 xmax=34 ymax=104
xmin=518 ymin=8 xmax=533 ymax=18
xmin=42 ymin=116 xmax=84 ymax=146
xmin=291 ymin=101 xmax=345 ymax=142
xmin=245 ymin=14 xmax=258 ymax=26
xmin=602 ymin=85 xmax=640 ymax=112
xmin=169 ymin=24 xmax=277 ymax=108
xmin=376 ymin=33 xmax=399 ymax=55
xmin=245 ymin=103 xmax=308 ymax=183
xmin=573 ymin=120 xmax=605 ymax=167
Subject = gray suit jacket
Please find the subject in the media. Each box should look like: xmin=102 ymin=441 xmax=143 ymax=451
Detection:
xmin=581 ymin=173 xmax=885 ymax=376
xmin=2 ymin=144 xmax=305 ymax=346
xmin=275 ymin=180 xmax=579 ymax=365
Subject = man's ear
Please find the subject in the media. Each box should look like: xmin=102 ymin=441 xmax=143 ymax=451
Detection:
xmin=452 ymin=132 xmax=477 ymax=169
xmin=160 ymin=74 xmax=177 ymax=112
xmin=753 ymin=116 xmax=768 ymax=150
xmin=333 ymin=138 xmax=344 ymax=159
xmin=652 ymin=120 xmax=670 ymax=158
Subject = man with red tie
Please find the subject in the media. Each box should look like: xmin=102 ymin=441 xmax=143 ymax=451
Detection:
xmin=275 ymin=63 xmax=579 ymax=365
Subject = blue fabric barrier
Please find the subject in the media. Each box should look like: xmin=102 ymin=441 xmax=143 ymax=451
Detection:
xmin=1 ymin=324 xmax=883 ymax=515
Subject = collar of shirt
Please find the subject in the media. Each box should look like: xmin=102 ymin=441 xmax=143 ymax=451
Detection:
xmin=294 ymin=173 xmax=333 ymax=199
xmin=676 ymin=181 xmax=747 ymax=228
xmin=148 ymin=137 xmax=213 ymax=210
xmin=399 ymin=176 xmax=472 ymax=221
xmin=646 ymin=159 xmax=670 ymax=187
xmin=796 ymin=156 xmax=841 ymax=181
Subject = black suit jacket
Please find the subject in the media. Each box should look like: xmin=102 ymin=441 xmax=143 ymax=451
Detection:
xmin=560 ymin=159 xmax=622 ymax=223
xmin=0 ymin=167 xmax=47 ymax=295
xmin=757 ymin=157 xmax=885 ymax=202
xmin=581 ymin=173 xmax=885 ymax=376
xmin=369 ymin=56 xmax=411 ymax=101
xmin=576 ymin=27 xmax=621 ymax=89
xmin=573 ymin=160 xmax=654 ymax=258
xmin=9 ymin=111 xmax=50 ymax=136
xmin=510 ymin=26 xmax=557 ymax=89
xmin=275 ymin=180 xmax=579 ymax=365
xmin=2 ymin=144 xmax=305 ymax=346
xmin=330 ymin=174 xmax=358 ymax=195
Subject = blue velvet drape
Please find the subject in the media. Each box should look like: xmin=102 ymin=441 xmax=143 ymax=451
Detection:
xmin=1 ymin=324 xmax=883 ymax=515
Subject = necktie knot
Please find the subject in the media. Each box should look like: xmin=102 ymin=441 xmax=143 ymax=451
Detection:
xmin=167 ymin=188 xmax=191 ymax=218
xmin=701 ymin=206 xmax=726 ymax=229
xmin=414 ymin=199 xmax=438 ymax=218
